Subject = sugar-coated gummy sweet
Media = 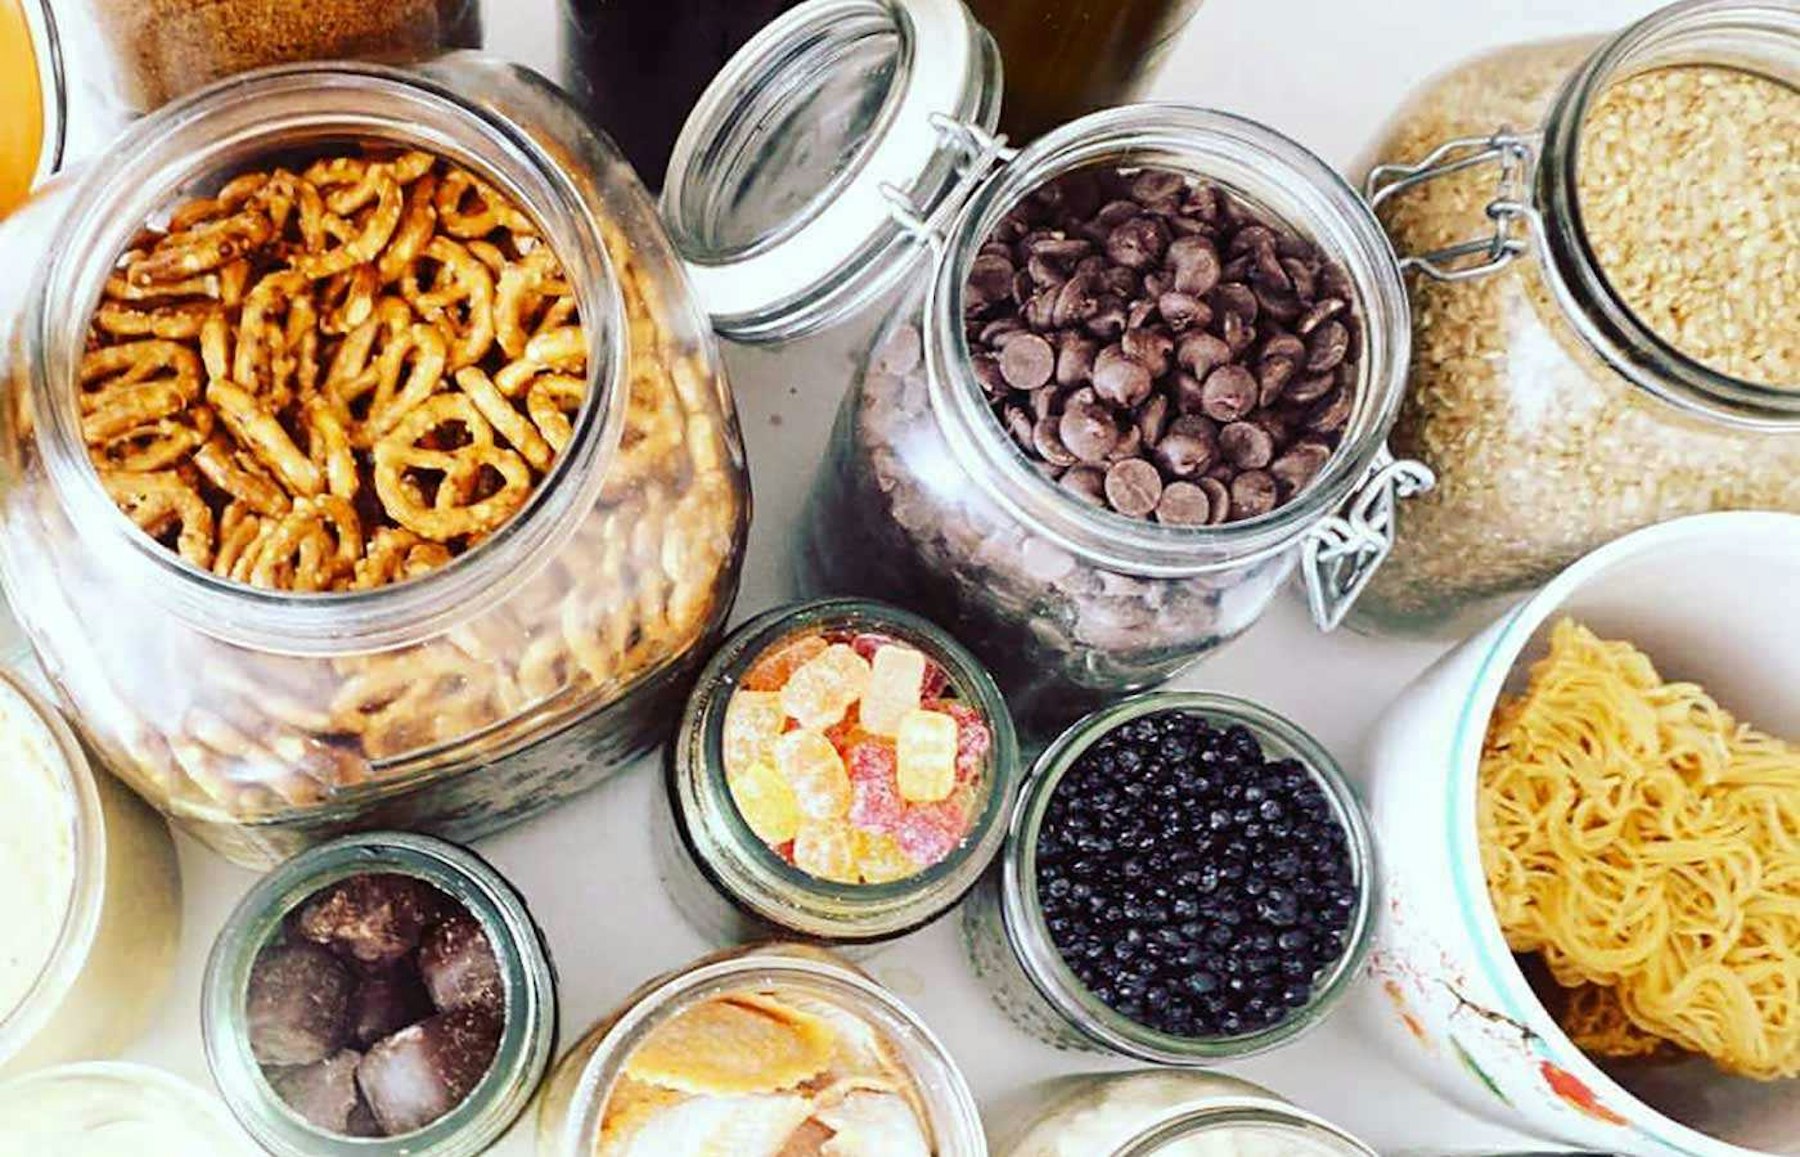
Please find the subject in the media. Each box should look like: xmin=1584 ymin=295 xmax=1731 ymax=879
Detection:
xmin=779 ymin=643 xmax=871 ymax=730
xmin=920 ymin=660 xmax=950 ymax=699
xmin=418 ymin=914 xmax=503 ymax=1014
xmin=895 ymin=709 xmax=958 ymax=803
xmin=859 ymin=645 xmax=927 ymax=736
xmin=793 ymin=820 xmax=858 ymax=884
xmin=247 ymin=941 xmax=354 ymax=1066
xmin=772 ymin=730 xmax=852 ymax=820
xmin=357 ymin=1007 xmax=502 ymax=1136
xmin=722 ymin=690 xmax=784 ymax=777
xmin=895 ymin=801 xmax=964 ymax=867
xmin=847 ymin=741 xmax=903 ymax=835
xmin=852 ymin=830 xmax=920 ymax=884
xmin=349 ymin=964 xmax=435 ymax=1049
xmin=728 ymin=759 xmax=803 ymax=845
xmin=268 ymin=1048 xmax=363 ymax=1134
xmin=741 ymin=633 xmax=828 ymax=692
xmin=293 ymin=873 xmax=446 ymax=967
xmin=925 ymin=699 xmax=992 ymax=785
xmin=848 ymin=632 xmax=899 ymax=662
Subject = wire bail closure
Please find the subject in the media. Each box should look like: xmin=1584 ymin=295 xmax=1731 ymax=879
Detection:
xmin=1365 ymin=130 xmax=1540 ymax=282
xmin=1301 ymin=450 xmax=1436 ymax=631
xmin=881 ymin=114 xmax=1016 ymax=257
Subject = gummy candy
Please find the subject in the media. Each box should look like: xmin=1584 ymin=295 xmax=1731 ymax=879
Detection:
xmin=772 ymin=730 xmax=851 ymax=820
xmin=920 ymin=659 xmax=950 ymax=699
xmin=852 ymin=830 xmax=919 ymax=885
xmin=847 ymin=632 xmax=898 ymax=662
xmin=925 ymin=699 xmax=992 ymax=785
xmin=742 ymin=633 xmax=828 ymax=692
xmin=780 ymin=643 xmax=871 ymax=730
xmin=728 ymin=759 xmax=803 ymax=844
xmin=895 ymin=709 xmax=958 ymax=803
xmin=722 ymin=690 xmax=785 ymax=777
xmin=858 ymin=645 xmax=926 ymax=737
xmin=793 ymin=820 xmax=858 ymax=884
xmin=846 ymin=741 xmax=902 ymax=834
xmin=894 ymin=801 xmax=964 ymax=867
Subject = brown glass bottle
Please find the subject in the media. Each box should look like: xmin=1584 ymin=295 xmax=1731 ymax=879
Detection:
xmin=558 ymin=0 xmax=802 ymax=188
xmin=966 ymin=0 xmax=1202 ymax=142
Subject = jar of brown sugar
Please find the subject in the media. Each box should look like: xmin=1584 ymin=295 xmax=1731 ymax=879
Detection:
xmin=1349 ymin=0 xmax=1800 ymax=637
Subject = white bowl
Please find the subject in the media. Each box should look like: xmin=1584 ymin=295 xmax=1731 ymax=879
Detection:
xmin=1354 ymin=512 xmax=1800 ymax=1157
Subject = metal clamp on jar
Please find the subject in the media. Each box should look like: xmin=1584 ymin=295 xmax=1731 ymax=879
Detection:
xmin=658 ymin=0 xmax=1432 ymax=735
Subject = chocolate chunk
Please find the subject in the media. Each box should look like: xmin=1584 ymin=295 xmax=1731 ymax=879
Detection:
xmin=1229 ymin=470 xmax=1278 ymax=519
xmin=1059 ymin=396 xmax=1119 ymax=464
xmin=269 ymin=1049 xmax=362 ymax=1134
xmin=418 ymin=915 xmax=503 ymax=1015
xmin=999 ymin=333 xmax=1055 ymax=391
xmin=1219 ymin=421 xmax=1276 ymax=470
xmin=1092 ymin=346 xmax=1153 ymax=408
xmin=350 ymin=964 xmax=437 ymax=1049
xmin=1153 ymin=481 xmax=1212 ymax=526
xmin=1199 ymin=365 xmax=1257 ymax=423
xmin=248 ymin=942 xmax=353 ymax=1066
xmin=357 ymin=1008 xmax=502 ymax=1137
xmin=1104 ymin=459 xmax=1163 ymax=518
xmin=1153 ymin=415 xmax=1217 ymax=478
xmin=294 ymin=874 xmax=446 ymax=967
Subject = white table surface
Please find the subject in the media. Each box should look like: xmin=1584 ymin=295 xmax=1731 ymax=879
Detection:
xmin=85 ymin=0 xmax=1665 ymax=1151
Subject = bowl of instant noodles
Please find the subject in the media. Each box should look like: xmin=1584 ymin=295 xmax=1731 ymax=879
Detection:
xmin=1356 ymin=511 xmax=1800 ymax=1157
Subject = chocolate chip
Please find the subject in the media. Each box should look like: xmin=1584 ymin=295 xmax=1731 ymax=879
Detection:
xmin=1304 ymin=320 xmax=1349 ymax=372
xmin=1107 ymin=424 xmax=1143 ymax=463
xmin=1172 ymin=371 xmax=1207 ymax=415
xmin=1157 ymin=291 xmax=1208 ymax=332
xmin=1137 ymin=393 xmax=1170 ymax=446
xmin=1176 ymin=332 xmax=1231 ymax=379
xmin=966 ymin=253 xmax=1014 ymax=309
xmin=1305 ymin=385 xmax=1353 ymax=435
xmin=1230 ymin=469 xmax=1278 ymax=519
xmin=1100 ymin=265 xmax=1140 ymax=299
xmin=1002 ymin=403 xmax=1034 ymax=451
xmin=1199 ymin=364 xmax=1257 ymax=422
xmin=1120 ymin=327 xmax=1174 ymax=379
xmin=1270 ymin=440 xmax=1333 ymax=496
xmin=1033 ymin=414 xmax=1079 ymax=467
xmin=1105 ymin=216 xmax=1168 ymax=271
xmin=1092 ymin=345 xmax=1153 ymax=408
xmin=1059 ymin=396 xmax=1119 ymax=463
xmin=1023 ymin=290 xmax=1058 ymax=331
xmin=1219 ymin=421 xmax=1276 ymax=470
xmin=1284 ymin=370 xmax=1337 ymax=405
xmin=1085 ymin=297 xmax=1128 ymax=340
xmin=1052 ymin=273 xmax=1103 ymax=329
xmin=1104 ymin=458 xmax=1163 ymax=517
xmin=971 ymin=353 xmax=1008 ymax=398
xmin=1029 ymin=384 xmax=1059 ymax=421
xmin=1169 ymin=238 xmax=1221 ymax=296
xmin=1153 ymin=481 xmax=1211 ymax=526
xmin=1197 ymin=476 xmax=1232 ymax=524
xmin=1095 ymin=199 xmax=1142 ymax=228
xmin=1131 ymin=169 xmax=1187 ymax=206
xmin=1027 ymin=252 xmax=1070 ymax=289
xmin=1153 ymin=414 xmax=1218 ymax=478
xmin=1219 ymin=309 xmax=1256 ymax=355
xmin=1055 ymin=331 xmax=1098 ymax=386
xmin=999 ymin=333 xmax=1055 ymax=391
xmin=1297 ymin=296 xmax=1345 ymax=335
xmin=1256 ymin=356 xmax=1296 ymax=407
xmin=1210 ymin=281 xmax=1259 ymax=323
xmin=1059 ymin=465 xmax=1106 ymax=506
xmin=979 ymin=316 xmax=1026 ymax=347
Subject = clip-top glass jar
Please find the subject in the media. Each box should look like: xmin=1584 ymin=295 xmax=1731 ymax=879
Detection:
xmin=0 ymin=56 xmax=750 ymax=867
xmin=202 ymin=831 xmax=557 ymax=1156
xmin=662 ymin=598 xmax=1020 ymax=946
xmin=656 ymin=0 xmax=1430 ymax=735
xmin=963 ymin=692 xmax=1376 ymax=1064
xmin=1350 ymin=0 xmax=1799 ymax=636
xmin=536 ymin=943 xmax=985 ymax=1156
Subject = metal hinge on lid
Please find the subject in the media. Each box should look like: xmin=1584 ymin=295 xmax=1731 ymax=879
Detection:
xmin=880 ymin=114 xmax=1017 ymax=256
xmin=1365 ymin=131 xmax=1540 ymax=283
xmin=1301 ymin=450 xmax=1436 ymax=631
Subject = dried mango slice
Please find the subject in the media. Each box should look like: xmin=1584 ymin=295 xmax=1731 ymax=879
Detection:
xmin=598 ymin=1076 xmax=689 ymax=1155
xmin=602 ymin=1091 xmax=813 ymax=1157
xmin=625 ymin=995 xmax=835 ymax=1096
xmin=816 ymin=1089 xmax=932 ymax=1157
xmin=779 ymin=995 xmax=905 ymax=1088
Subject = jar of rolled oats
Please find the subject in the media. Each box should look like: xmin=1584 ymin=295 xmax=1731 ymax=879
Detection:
xmin=0 ymin=56 xmax=750 ymax=867
xmin=1350 ymin=0 xmax=1800 ymax=637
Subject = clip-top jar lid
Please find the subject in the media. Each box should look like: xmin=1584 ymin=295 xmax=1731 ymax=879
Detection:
xmin=662 ymin=0 xmax=1002 ymax=343
xmin=2 ymin=0 xmax=68 ymax=205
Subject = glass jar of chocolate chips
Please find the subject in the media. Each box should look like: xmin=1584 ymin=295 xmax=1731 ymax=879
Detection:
xmin=658 ymin=0 xmax=1429 ymax=736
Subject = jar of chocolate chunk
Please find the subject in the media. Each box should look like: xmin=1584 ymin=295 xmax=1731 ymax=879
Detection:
xmin=202 ymin=832 xmax=555 ymax=1155
xmin=659 ymin=0 xmax=1427 ymax=735
xmin=661 ymin=598 xmax=1020 ymax=947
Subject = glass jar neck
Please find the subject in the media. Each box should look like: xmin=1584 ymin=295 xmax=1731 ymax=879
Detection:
xmin=925 ymin=104 xmax=1414 ymax=579
xmin=672 ymin=598 xmax=1019 ymax=940
xmin=1534 ymin=0 xmax=1800 ymax=429
xmin=201 ymin=832 xmax=556 ymax=1157
xmin=550 ymin=948 xmax=986 ymax=1157
xmin=26 ymin=61 xmax=629 ymax=655
xmin=998 ymin=691 xmax=1377 ymax=1063
xmin=1118 ymin=1104 xmax=1375 ymax=1157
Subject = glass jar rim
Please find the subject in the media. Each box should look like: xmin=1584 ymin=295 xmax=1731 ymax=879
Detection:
xmin=0 ymin=668 xmax=105 ymax=1069
xmin=200 ymin=830 xmax=557 ymax=1157
xmin=926 ymin=104 xmax=1414 ymax=579
xmin=1116 ymin=1102 xmax=1378 ymax=1157
xmin=0 ymin=1061 xmax=248 ymax=1147
xmin=670 ymin=597 xmax=1021 ymax=940
xmin=9 ymin=0 xmax=66 ymax=188
xmin=24 ymin=60 xmax=631 ymax=656
xmin=551 ymin=947 xmax=985 ymax=1157
xmin=1536 ymin=0 xmax=1800 ymax=426
xmin=998 ymin=690 xmax=1378 ymax=1063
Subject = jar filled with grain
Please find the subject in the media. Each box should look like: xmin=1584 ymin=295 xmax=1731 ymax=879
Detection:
xmin=1351 ymin=0 xmax=1800 ymax=636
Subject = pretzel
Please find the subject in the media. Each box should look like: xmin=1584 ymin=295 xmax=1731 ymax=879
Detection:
xmin=208 ymin=380 xmax=322 ymax=497
xmin=523 ymin=373 xmax=586 ymax=453
xmin=361 ymin=322 xmax=448 ymax=443
xmin=94 ymin=301 xmax=216 ymax=340
xmin=213 ymin=501 xmax=270 ymax=577
xmin=297 ymin=161 xmax=403 ymax=280
xmin=378 ymin=172 xmax=438 ymax=284
xmin=436 ymin=166 xmax=536 ymax=239
xmin=80 ymin=339 xmax=203 ymax=403
xmin=301 ymin=397 xmax=359 ymax=499
xmin=401 ymin=235 xmax=495 ymax=369
xmin=90 ymin=413 xmax=215 ymax=473
xmin=372 ymin=393 xmax=532 ymax=541
xmin=246 ymin=496 xmax=362 ymax=591
xmin=103 ymin=470 xmax=215 ymax=566
xmin=129 ymin=208 xmax=273 ymax=285
xmin=455 ymin=366 xmax=552 ymax=471
xmin=318 ymin=266 xmax=379 ymax=336
xmin=193 ymin=435 xmax=289 ymax=517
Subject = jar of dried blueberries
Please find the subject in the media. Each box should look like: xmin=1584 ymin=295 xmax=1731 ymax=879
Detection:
xmin=202 ymin=831 xmax=556 ymax=1156
xmin=962 ymin=691 xmax=1375 ymax=1062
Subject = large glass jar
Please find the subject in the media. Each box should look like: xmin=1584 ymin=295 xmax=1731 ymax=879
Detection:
xmin=1351 ymin=0 xmax=1800 ymax=637
xmin=536 ymin=944 xmax=985 ymax=1155
xmin=0 ymin=57 xmax=750 ymax=867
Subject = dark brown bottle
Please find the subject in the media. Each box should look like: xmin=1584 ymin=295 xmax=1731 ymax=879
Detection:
xmin=966 ymin=0 xmax=1202 ymax=142
xmin=558 ymin=0 xmax=802 ymax=187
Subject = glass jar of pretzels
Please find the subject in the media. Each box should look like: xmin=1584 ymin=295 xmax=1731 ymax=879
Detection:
xmin=0 ymin=57 xmax=750 ymax=868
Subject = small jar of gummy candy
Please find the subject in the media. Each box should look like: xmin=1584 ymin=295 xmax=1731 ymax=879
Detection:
xmin=663 ymin=598 xmax=1020 ymax=947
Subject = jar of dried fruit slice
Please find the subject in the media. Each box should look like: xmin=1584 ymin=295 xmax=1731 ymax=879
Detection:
xmin=1349 ymin=0 xmax=1800 ymax=636
xmin=663 ymin=598 xmax=1020 ymax=946
xmin=0 ymin=57 xmax=749 ymax=866
xmin=658 ymin=0 xmax=1429 ymax=735
xmin=536 ymin=944 xmax=984 ymax=1156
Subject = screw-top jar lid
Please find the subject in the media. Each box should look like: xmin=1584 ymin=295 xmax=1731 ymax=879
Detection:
xmin=662 ymin=0 xmax=1003 ymax=342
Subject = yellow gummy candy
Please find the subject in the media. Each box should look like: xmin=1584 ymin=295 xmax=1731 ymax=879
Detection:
xmin=727 ymin=759 xmax=802 ymax=845
xmin=780 ymin=643 xmax=871 ymax=730
xmin=853 ymin=830 xmax=920 ymax=885
xmin=793 ymin=820 xmax=858 ymax=883
xmin=859 ymin=645 xmax=927 ymax=737
xmin=895 ymin=708 xmax=958 ymax=803
xmin=772 ymin=729 xmax=852 ymax=819
xmin=722 ymin=690 xmax=785 ymax=777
